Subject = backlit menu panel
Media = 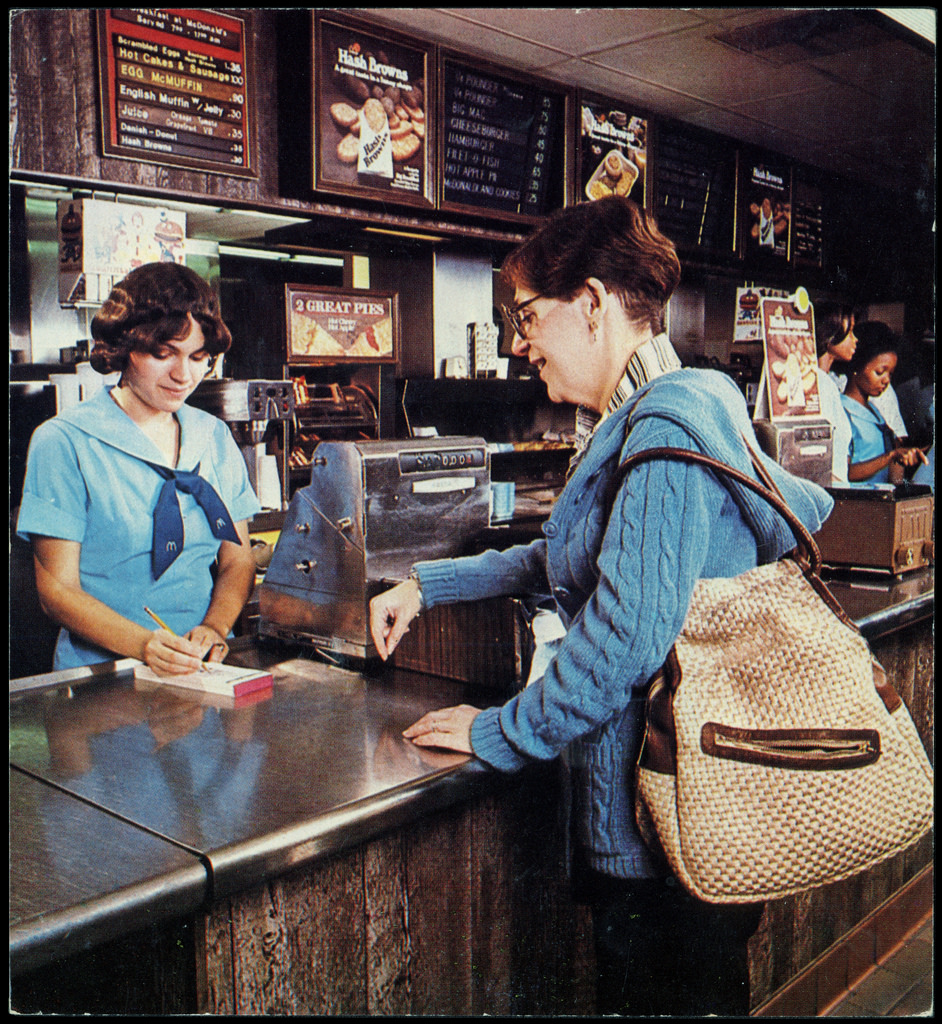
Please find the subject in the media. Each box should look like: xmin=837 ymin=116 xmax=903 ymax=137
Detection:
xmin=654 ymin=123 xmax=736 ymax=253
xmin=96 ymin=8 xmax=255 ymax=177
xmin=439 ymin=55 xmax=566 ymax=219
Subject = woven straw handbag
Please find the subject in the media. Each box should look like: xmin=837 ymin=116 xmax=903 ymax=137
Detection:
xmin=615 ymin=446 xmax=934 ymax=905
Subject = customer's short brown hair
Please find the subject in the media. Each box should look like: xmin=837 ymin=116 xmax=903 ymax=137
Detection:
xmin=89 ymin=262 xmax=231 ymax=375
xmin=500 ymin=197 xmax=681 ymax=335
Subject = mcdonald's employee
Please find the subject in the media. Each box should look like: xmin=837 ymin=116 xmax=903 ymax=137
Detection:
xmin=17 ymin=263 xmax=260 ymax=673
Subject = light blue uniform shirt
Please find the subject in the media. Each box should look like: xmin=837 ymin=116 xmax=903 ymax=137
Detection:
xmin=16 ymin=386 xmax=262 ymax=669
xmin=840 ymin=393 xmax=895 ymax=484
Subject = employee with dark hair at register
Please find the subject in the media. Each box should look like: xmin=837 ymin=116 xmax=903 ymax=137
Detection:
xmin=16 ymin=262 xmax=261 ymax=673
xmin=370 ymin=196 xmax=833 ymax=1016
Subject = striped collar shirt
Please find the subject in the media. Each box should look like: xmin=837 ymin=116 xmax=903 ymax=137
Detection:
xmin=569 ymin=332 xmax=682 ymax=472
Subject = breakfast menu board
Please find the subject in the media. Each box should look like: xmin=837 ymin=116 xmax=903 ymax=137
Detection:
xmin=314 ymin=15 xmax=433 ymax=207
xmin=653 ymin=122 xmax=737 ymax=252
xmin=439 ymin=55 xmax=566 ymax=219
xmin=96 ymin=8 xmax=255 ymax=176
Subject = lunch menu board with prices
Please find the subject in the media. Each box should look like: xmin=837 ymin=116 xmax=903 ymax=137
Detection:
xmin=96 ymin=8 xmax=255 ymax=177
xmin=440 ymin=56 xmax=565 ymax=219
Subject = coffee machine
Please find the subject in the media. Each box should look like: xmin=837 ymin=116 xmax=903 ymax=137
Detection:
xmin=188 ymin=378 xmax=295 ymax=509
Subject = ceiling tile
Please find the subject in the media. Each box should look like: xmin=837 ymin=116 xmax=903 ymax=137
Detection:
xmin=590 ymin=27 xmax=832 ymax=107
xmin=428 ymin=8 xmax=706 ymax=55
xmin=733 ymin=80 xmax=917 ymax=144
xmin=543 ymin=57 xmax=703 ymax=115
xmin=346 ymin=8 xmax=570 ymax=65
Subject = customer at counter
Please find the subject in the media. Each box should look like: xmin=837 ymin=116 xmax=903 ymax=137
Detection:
xmin=16 ymin=263 xmax=261 ymax=672
xmin=840 ymin=321 xmax=929 ymax=485
xmin=813 ymin=300 xmax=855 ymax=483
xmin=370 ymin=197 xmax=833 ymax=1017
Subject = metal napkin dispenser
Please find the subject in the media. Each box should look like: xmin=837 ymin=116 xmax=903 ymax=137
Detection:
xmin=753 ymin=419 xmax=833 ymax=487
xmin=258 ymin=437 xmax=490 ymax=658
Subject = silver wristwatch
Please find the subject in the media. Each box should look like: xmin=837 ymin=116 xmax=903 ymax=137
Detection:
xmin=408 ymin=569 xmax=425 ymax=611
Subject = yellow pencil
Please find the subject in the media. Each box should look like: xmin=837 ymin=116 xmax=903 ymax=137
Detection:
xmin=144 ymin=606 xmax=208 ymax=671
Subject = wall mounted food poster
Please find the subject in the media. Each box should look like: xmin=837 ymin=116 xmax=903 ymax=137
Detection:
xmin=286 ymin=285 xmax=398 ymax=365
xmin=314 ymin=15 xmax=432 ymax=207
xmin=96 ymin=8 xmax=255 ymax=176
xmin=743 ymin=160 xmax=792 ymax=260
xmin=760 ymin=296 xmax=821 ymax=419
xmin=579 ymin=95 xmax=647 ymax=207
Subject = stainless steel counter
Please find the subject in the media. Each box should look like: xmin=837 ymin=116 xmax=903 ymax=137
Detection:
xmin=823 ymin=566 xmax=934 ymax=639
xmin=9 ymin=646 xmax=492 ymax=975
xmin=10 ymin=768 xmax=208 ymax=974
xmin=9 ymin=566 xmax=933 ymax=978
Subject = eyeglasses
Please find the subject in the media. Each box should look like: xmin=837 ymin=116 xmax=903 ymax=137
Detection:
xmin=500 ymin=294 xmax=543 ymax=339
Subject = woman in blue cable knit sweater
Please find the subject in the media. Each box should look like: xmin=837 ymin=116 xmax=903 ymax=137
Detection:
xmin=370 ymin=197 xmax=833 ymax=1016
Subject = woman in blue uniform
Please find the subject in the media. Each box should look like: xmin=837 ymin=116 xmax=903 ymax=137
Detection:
xmin=17 ymin=262 xmax=261 ymax=673
xmin=840 ymin=321 xmax=928 ymax=485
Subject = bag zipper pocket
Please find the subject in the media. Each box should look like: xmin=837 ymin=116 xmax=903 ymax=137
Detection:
xmin=701 ymin=723 xmax=880 ymax=770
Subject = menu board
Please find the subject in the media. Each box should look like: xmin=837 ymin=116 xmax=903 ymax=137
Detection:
xmin=439 ymin=55 xmax=566 ymax=219
xmin=96 ymin=8 xmax=255 ymax=177
xmin=742 ymin=159 xmax=792 ymax=260
xmin=654 ymin=123 xmax=736 ymax=252
xmin=313 ymin=15 xmax=433 ymax=207
xmin=791 ymin=180 xmax=824 ymax=268
xmin=579 ymin=94 xmax=647 ymax=207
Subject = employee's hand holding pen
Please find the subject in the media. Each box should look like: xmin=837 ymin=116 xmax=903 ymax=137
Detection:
xmin=143 ymin=607 xmax=221 ymax=675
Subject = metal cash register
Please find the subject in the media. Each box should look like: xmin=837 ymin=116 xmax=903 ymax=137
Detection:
xmin=258 ymin=437 xmax=491 ymax=659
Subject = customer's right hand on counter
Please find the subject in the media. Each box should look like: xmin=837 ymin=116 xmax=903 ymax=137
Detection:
xmin=369 ymin=577 xmax=423 ymax=660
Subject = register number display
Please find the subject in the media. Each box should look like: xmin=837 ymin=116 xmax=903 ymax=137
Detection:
xmin=96 ymin=8 xmax=256 ymax=176
xmin=440 ymin=57 xmax=563 ymax=218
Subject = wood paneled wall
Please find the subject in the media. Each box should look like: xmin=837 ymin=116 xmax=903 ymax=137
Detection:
xmin=197 ymin=769 xmax=595 ymax=1015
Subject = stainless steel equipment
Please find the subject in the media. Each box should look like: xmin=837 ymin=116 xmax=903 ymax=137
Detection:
xmin=753 ymin=419 xmax=833 ymax=487
xmin=259 ymin=437 xmax=491 ymax=659
xmin=188 ymin=378 xmax=295 ymax=508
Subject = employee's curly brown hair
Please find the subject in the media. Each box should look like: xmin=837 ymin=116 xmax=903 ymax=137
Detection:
xmin=89 ymin=262 xmax=231 ymax=375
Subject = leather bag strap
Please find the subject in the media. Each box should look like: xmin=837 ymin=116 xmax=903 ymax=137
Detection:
xmin=609 ymin=445 xmax=823 ymax=575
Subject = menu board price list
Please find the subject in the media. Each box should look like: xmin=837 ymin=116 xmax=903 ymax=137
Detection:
xmin=792 ymin=199 xmax=824 ymax=266
xmin=98 ymin=9 xmax=255 ymax=176
xmin=655 ymin=127 xmax=735 ymax=251
xmin=442 ymin=60 xmax=560 ymax=217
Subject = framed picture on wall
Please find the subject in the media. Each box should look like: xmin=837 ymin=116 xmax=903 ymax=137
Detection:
xmin=313 ymin=13 xmax=434 ymax=208
xmin=741 ymin=158 xmax=792 ymax=261
xmin=285 ymin=284 xmax=398 ymax=365
xmin=578 ymin=92 xmax=648 ymax=209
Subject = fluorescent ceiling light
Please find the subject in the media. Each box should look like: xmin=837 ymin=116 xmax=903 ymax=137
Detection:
xmin=217 ymin=244 xmax=344 ymax=266
xmin=878 ymin=8 xmax=936 ymax=44
xmin=364 ymin=226 xmax=448 ymax=243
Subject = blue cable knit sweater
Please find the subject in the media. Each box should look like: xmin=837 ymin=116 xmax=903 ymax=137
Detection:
xmin=415 ymin=369 xmax=834 ymax=879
